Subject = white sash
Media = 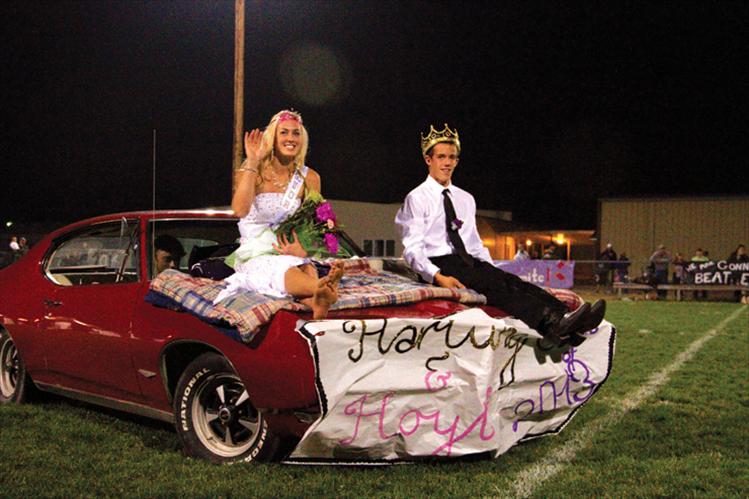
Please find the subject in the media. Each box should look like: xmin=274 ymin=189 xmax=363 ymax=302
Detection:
xmin=280 ymin=165 xmax=309 ymax=211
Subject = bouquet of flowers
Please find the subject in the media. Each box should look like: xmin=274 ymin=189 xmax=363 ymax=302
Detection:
xmin=274 ymin=191 xmax=352 ymax=258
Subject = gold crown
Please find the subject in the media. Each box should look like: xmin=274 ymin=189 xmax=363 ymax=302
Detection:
xmin=420 ymin=123 xmax=461 ymax=155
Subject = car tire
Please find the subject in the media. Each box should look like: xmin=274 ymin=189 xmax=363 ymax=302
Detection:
xmin=174 ymin=352 xmax=279 ymax=463
xmin=0 ymin=330 xmax=36 ymax=404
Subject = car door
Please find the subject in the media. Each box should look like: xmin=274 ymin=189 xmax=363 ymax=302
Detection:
xmin=41 ymin=219 xmax=145 ymax=400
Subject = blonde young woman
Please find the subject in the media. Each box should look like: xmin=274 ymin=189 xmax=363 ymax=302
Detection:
xmin=214 ymin=110 xmax=343 ymax=319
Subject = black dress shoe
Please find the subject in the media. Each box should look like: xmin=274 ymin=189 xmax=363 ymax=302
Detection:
xmin=545 ymin=302 xmax=590 ymax=346
xmin=571 ymin=299 xmax=606 ymax=335
xmin=563 ymin=299 xmax=607 ymax=347
xmin=565 ymin=333 xmax=587 ymax=347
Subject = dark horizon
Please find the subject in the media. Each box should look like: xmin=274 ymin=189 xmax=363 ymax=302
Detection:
xmin=2 ymin=1 xmax=747 ymax=231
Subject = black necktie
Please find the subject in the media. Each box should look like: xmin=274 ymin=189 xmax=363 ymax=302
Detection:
xmin=442 ymin=189 xmax=473 ymax=265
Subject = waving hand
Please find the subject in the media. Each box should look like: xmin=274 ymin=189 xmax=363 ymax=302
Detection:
xmin=244 ymin=129 xmax=270 ymax=166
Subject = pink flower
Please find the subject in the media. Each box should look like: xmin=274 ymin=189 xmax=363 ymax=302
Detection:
xmin=326 ymin=219 xmax=335 ymax=230
xmin=324 ymin=233 xmax=339 ymax=255
xmin=315 ymin=202 xmax=336 ymax=223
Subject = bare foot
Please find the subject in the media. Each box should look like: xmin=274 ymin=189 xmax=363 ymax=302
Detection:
xmin=310 ymin=263 xmax=344 ymax=319
xmin=329 ymin=260 xmax=344 ymax=285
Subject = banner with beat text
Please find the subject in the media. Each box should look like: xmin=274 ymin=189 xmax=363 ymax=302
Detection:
xmin=289 ymin=308 xmax=615 ymax=462
xmin=684 ymin=260 xmax=749 ymax=286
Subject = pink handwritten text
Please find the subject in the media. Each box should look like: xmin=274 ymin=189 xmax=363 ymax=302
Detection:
xmin=340 ymin=371 xmax=496 ymax=456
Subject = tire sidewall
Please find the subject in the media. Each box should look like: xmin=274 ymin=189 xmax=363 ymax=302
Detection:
xmin=174 ymin=352 xmax=278 ymax=463
xmin=0 ymin=330 xmax=32 ymax=404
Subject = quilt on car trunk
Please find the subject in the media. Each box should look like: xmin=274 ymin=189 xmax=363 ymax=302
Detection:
xmin=146 ymin=259 xmax=584 ymax=344
xmin=146 ymin=259 xmax=487 ymax=342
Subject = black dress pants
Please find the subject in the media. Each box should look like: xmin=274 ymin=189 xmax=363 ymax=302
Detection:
xmin=429 ymin=255 xmax=568 ymax=331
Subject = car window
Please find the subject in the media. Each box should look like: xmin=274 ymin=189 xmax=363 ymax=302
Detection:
xmin=46 ymin=220 xmax=140 ymax=286
xmin=148 ymin=219 xmax=240 ymax=279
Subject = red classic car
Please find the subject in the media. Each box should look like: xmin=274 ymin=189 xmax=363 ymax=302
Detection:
xmin=0 ymin=210 xmax=483 ymax=463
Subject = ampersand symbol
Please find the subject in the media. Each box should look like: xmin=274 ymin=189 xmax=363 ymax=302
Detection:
xmin=424 ymin=370 xmax=452 ymax=392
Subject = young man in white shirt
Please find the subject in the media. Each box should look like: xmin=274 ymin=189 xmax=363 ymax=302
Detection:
xmin=394 ymin=124 xmax=605 ymax=346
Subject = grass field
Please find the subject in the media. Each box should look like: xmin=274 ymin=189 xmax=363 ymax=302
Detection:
xmin=1 ymin=301 xmax=747 ymax=498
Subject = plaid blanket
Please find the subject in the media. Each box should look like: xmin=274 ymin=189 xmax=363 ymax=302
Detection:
xmin=147 ymin=259 xmax=584 ymax=344
xmin=147 ymin=259 xmax=487 ymax=343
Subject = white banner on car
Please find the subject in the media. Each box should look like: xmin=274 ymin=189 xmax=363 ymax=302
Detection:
xmin=290 ymin=308 xmax=615 ymax=463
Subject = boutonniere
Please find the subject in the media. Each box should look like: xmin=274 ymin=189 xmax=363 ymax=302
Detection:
xmin=450 ymin=218 xmax=463 ymax=231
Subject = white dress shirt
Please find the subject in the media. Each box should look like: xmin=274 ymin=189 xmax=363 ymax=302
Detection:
xmin=395 ymin=175 xmax=493 ymax=283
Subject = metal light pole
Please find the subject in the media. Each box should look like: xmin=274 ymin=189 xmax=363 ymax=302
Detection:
xmin=232 ymin=0 xmax=245 ymax=194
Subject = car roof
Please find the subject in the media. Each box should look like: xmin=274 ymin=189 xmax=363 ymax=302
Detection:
xmin=49 ymin=209 xmax=237 ymax=239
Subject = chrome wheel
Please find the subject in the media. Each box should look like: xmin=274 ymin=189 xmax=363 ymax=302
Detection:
xmin=191 ymin=373 xmax=262 ymax=458
xmin=175 ymin=352 xmax=277 ymax=462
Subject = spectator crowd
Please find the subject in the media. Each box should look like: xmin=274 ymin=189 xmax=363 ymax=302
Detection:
xmin=2 ymin=235 xmax=30 ymax=267
xmin=624 ymin=243 xmax=748 ymax=302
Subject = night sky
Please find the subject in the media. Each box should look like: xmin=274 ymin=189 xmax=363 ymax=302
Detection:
xmin=1 ymin=1 xmax=747 ymax=230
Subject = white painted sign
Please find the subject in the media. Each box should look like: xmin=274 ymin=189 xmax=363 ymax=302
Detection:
xmin=291 ymin=308 xmax=615 ymax=462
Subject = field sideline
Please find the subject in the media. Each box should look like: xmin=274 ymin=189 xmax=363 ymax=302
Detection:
xmin=1 ymin=301 xmax=747 ymax=498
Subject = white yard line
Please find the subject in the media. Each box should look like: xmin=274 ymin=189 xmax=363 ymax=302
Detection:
xmin=498 ymin=305 xmax=748 ymax=499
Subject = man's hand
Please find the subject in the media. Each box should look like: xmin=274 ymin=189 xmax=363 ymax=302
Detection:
xmin=433 ymin=272 xmax=465 ymax=289
xmin=273 ymin=229 xmax=307 ymax=258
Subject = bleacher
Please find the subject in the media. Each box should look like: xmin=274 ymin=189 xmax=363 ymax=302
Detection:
xmin=613 ymin=282 xmax=747 ymax=301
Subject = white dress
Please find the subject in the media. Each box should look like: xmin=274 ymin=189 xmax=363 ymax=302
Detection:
xmin=214 ymin=192 xmax=307 ymax=303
